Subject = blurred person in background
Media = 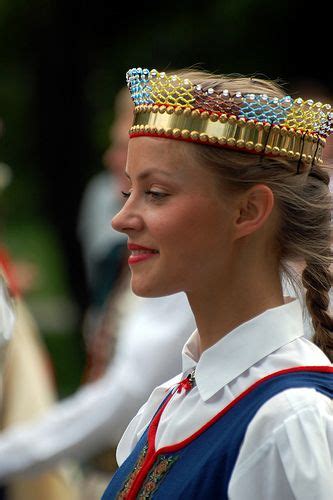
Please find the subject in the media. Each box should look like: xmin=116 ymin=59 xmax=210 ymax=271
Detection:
xmin=0 ymin=159 xmax=78 ymax=499
xmin=0 ymin=161 xmax=16 ymax=386
xmin=0 ymin=254 xmax=16 ymax=500
xmin=0 ymin=90 xmax=196 ymax=500
xmin=77 ymin=87 xmax=131 ymax=343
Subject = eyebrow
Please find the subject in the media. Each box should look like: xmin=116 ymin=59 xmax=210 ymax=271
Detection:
xmin=125 ymin=168 xmax=173 ymax=180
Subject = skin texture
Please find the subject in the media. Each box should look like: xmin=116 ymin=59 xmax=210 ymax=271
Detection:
xmin=112 ymin=137 xmax=285 ymax=352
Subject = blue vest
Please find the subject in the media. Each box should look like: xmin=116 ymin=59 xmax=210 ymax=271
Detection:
xmin=103 ymin=367 xmax=333 ymax=499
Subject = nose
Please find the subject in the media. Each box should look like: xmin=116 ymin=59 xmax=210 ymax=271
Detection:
xmin=111 ymin=200 xmax=143 ymax=235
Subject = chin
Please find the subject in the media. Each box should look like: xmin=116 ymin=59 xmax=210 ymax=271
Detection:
xmin=130 ymin=277 xmax=182 ymax=298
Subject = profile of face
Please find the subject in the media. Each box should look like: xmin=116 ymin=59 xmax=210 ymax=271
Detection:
xmin=111 ymin=137 xmax=239 ymax=298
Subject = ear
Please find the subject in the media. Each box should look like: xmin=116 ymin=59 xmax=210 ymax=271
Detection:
xmin=234 ymin=184 xmax=275 ymax=239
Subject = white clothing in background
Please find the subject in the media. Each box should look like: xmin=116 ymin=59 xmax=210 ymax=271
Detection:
xmin=0 ymin=291 xmax=196 ymax=480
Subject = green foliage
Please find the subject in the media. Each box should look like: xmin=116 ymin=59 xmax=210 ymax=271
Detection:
xmin=43 ymin=331 xmax=85 ymax=398
xmin=2 ymin=218 xmax=68 ymax=296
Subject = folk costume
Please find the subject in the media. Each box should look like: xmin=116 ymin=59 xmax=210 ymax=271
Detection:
xmin=103 ymin=300 xmax=333 ymax=499
xmin=102 ymin=68 xmax=333 ymax=499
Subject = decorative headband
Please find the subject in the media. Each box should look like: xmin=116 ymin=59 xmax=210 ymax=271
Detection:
xmin=126 ymin=67 xmax=333 ymax=166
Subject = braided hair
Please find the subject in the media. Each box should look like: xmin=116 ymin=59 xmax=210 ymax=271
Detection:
xmin=301 ymin=167 xmax=333 ymax=360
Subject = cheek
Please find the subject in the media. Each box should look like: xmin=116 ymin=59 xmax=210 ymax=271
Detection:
xmin=146 ymin=205 xmax=199 ymax=242
xmin=149 ymin=202 xmax=228 ymax=254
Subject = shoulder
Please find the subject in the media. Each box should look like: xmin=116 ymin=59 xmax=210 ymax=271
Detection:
xmin=228 ymin=387 xmax=333 ymax=499
xmin=236 ymin=386 xmax=333 ymax=472
xmin=250 ymin=385 xmax=332 ymax=437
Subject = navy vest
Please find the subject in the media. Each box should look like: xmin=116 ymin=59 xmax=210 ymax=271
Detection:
xmin=102 ymin=367 xmax=333 ymax=499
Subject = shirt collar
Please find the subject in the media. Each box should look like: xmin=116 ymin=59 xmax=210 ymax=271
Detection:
xmin=182 ymin=298 xmax=304 ymax=402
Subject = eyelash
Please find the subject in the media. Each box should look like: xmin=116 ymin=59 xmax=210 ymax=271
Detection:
xmin=121 ymin=190 xmax=168 ymax=200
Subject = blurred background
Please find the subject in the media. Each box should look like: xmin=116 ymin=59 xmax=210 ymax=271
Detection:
xmin=0 ymin=0 xmax=331 ymax=397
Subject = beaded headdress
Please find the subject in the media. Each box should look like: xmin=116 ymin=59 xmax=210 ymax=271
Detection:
xmin=126 ymin=67 xmax=333 ymax=167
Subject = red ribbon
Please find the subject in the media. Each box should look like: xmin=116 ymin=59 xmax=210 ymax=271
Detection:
xmin=177 ymin=376 xmax=193 ymax=393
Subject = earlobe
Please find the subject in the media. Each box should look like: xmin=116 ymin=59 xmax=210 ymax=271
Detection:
xmin=235 ymin=185 xmax=274 ymax=239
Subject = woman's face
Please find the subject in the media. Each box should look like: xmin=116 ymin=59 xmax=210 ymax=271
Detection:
xmin=111 ymin=137 xmax=238 ymax=297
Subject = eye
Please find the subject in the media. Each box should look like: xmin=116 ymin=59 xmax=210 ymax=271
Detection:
xmin=121 ymin=191 xmax=131 ymax=199
xmin=144 ymin=190 xmax=168 ymax=199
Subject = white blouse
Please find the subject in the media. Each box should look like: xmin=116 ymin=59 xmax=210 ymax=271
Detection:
xmin=117 ymin=299 xmax=333 ymax=500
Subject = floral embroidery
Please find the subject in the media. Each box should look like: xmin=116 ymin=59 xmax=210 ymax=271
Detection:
xmin=117 ymin=445 xmax=148 ymax=499
xmin=138 ymin=454 xmax=179 ymax=499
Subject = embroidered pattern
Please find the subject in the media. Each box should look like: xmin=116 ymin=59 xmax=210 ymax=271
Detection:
xmin=117 ymin=445 xmax=148 ymax=499
xmin=137 ymin=454 xmax=179 ymax=499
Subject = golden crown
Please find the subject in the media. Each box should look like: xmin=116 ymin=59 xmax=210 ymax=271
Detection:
xmin=126 ymin=68 xmax=333 ymax=167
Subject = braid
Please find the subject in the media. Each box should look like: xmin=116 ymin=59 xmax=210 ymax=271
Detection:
xmin=302 ymin=259 xmax=333 ymax=360
xmin=301 ymin=167 xmax=333 ymax=361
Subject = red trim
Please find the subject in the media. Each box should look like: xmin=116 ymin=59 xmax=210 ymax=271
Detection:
xmin=147 ymin=393 xmax=174 ymax=451
xmin=157 ymin=365 xmax=333 ymax=454
xmin=0 ymin=247 xmax=20 ymax=297
xmin=126 ymin=391 xmax=174 ymax=499
xmin=124 ymin=365 xmax=332 ymax=498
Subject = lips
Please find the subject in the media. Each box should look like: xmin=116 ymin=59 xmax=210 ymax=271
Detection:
xmin=127 ymin=243 xmax=159 ymax=264
xmin=128 ymin=243 xmax=159 ymax=253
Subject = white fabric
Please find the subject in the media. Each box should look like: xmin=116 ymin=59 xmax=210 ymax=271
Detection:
xmin=0 ymin=291 xmax=196 ymax=480
xmin=0 ymin=276 xmax=15 ymax=354
xmin=116 ymin=299 xmax=333 ymax=500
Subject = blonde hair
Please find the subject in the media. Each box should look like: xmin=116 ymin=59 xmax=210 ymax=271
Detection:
xmin=177 ymin=69 xmax=333 ymax=361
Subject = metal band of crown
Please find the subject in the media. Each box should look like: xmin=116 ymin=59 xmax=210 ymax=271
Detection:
xmin=126 ymin=68 xmax=333 ymax=166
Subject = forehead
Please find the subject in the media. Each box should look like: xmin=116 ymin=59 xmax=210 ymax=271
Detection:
xmin=126 ymin=137 xmax=233 ymax=206
xmin=126 ymin=137 xmax=197 ymax=179
xmin=128 ymin=136 xmax=185 ymax=162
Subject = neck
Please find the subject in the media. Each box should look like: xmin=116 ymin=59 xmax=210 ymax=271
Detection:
xmin=186 ymin=260 xmax=284 ymax=354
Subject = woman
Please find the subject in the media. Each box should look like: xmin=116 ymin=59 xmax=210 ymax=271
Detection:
xmin=102 ymin=68 xmax=333 ymax=499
